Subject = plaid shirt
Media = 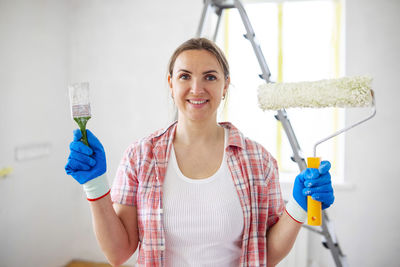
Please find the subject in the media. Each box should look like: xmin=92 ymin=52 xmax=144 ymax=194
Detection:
xmin=111 ymin=121 xmax=284 ymax=266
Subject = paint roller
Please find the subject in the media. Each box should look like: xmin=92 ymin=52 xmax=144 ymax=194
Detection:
xmin=258 ymin=75 xmax=376 ymax=226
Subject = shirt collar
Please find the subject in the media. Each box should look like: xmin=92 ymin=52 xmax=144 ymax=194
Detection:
xmin=219 ymin=122 xmax=246 ymax=149
xmin=151 ymin=120 xmax=245 ymax=150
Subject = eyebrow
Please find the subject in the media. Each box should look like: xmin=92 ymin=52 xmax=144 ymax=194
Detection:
xmin=177 ymin=69 xmax=219 ymax=75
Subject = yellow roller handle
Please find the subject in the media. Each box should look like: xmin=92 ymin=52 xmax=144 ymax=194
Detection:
xmin=307 ymin=157 xmax=322 ymax=226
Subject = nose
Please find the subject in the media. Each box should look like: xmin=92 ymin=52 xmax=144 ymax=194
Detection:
xmin=190 ymin=78 xmax=205 ymax=95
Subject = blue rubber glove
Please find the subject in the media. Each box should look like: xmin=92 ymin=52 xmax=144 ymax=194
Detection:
xmin=65 ymin=129 xmax=107 ymax=184
xmin=293 ymin=160 xmax=335 ymax=211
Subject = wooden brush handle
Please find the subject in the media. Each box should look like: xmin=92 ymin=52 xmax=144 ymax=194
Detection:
xmin=74 ymin=117 xmax=90 ymax=146
xmin=307 ymin=157 xmax=322 ymax=226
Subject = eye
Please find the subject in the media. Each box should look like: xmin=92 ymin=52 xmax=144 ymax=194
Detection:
xmin=179 ymin=73 xmax=190 ymax=80
xmin=205 ymin=74 xmax=217 ymax=81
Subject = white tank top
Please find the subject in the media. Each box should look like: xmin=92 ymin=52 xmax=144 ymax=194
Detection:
xmin=162 ymin=129 xmax=244 ymax=267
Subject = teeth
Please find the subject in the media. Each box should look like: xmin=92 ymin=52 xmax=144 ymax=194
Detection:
xmin=189 ymin=100 xmax=207 ymax=104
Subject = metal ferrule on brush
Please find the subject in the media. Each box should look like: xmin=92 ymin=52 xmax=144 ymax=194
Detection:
xmin=71 ymin=104 xmax=91 ymax=119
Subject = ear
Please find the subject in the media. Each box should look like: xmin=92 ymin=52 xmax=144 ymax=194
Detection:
xmin=168 ymin=74 xmax=174 ymax=98
xmin=223 ymin=76 xmax=230 ymax=96
xmin=168 ymin=74 xmax=173 ymax=89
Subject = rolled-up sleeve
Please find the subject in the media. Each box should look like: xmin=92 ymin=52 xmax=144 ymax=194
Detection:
xmin=265 ymin=154 xmax=285 ymax=227
xmin=111 ymin=144 xmax=139 ymax=206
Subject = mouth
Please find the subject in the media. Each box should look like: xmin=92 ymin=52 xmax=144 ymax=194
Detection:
xmin=187 ymin=99 xmax=209 ymax=105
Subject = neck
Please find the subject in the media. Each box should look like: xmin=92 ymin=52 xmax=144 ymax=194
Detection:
xmin=175 ymin=118 xmax=223 ymax=146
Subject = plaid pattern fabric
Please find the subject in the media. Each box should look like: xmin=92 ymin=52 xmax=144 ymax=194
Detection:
xmin=111 ymin=121 xmax=285 ymax=266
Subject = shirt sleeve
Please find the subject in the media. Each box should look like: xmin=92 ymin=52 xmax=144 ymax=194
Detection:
xmin=265 ymin=154 xmax=285 ymax=227
xmin=111 ymin=144 xmax=139 ymax=206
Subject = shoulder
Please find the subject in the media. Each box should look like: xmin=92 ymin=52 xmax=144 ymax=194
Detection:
xmin=221 ymin=122 xmax=274 ymax=158
xmin=124 ymin=121 xmax=176 ymax=156
xmin=221 ymin=121 xmax=278 ymax=175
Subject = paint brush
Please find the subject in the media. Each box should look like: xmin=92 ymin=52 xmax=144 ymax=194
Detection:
xmin=68 ymin=82 xmax=91 ymax=146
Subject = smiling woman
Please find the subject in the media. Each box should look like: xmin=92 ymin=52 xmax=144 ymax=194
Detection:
xmin=167 ymin=38 xmax=230 ymax=124
xmin=65 ymin=37 xmax=335 ymax=267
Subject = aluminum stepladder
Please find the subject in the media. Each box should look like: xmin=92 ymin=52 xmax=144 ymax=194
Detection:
xmin=196 ymin=1 xmax=348 ymax=266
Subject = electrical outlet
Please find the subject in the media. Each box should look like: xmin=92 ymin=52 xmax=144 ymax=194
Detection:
xmin=15 ymin=143 xmax=52 ymax=161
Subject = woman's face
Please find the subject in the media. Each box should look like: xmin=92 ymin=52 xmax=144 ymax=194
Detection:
xmin=168 ymin=49 xmax=229 ymax=123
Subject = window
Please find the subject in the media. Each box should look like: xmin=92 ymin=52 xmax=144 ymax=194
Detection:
xmin=216 ymin=0 xmax=345 ymax=182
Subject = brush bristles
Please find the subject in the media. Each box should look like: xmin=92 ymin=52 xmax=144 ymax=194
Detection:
xmin=258 ymin=76 xmax=373 ymax=110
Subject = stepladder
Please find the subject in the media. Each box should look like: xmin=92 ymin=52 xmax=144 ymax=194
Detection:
xmin=195 ymin=1 xmax=349 ymax=266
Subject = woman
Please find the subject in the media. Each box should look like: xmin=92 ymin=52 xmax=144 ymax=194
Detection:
xmin=65 ymin=38 xmax=334 ymax=267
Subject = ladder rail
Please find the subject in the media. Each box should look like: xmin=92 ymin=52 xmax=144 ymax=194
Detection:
xmin=196 ymin=0 xmax=212 ymax=37
xmin=234 ymin=0 xmax=271 ymax=81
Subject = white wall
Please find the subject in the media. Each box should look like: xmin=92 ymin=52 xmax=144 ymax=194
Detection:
xmin=334 ymin=0 xmax=400 ymax=266
xmin=0 ymin=1 xmax=77 ymax=266
xmin=0 ymin=0 xmax=399 ymax=266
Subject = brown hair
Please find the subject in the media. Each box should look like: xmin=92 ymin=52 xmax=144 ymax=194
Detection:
xmin=168 ymin=37 xmax=230 ymax=80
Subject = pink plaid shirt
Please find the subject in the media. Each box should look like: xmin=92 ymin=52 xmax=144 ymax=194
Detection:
xmin=111 ymin=121 xmax=284 ymax=266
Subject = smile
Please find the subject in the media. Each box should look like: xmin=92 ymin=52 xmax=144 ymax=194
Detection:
xmin=187 ymin=99 xmax=208 ymax=105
